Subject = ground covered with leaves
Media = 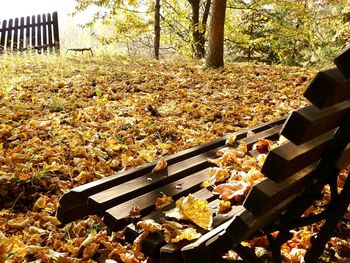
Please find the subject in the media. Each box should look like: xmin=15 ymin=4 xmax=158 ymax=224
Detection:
xmin=0 ymin=54 xmax=348 ymax=262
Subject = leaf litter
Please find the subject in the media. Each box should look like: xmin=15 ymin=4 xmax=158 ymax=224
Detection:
xmin=0 ymin=54 xmax=348 ymax=262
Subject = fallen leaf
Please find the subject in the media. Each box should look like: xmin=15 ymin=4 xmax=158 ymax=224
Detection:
xmin=152 ymin=157 xmax=167 ymax=173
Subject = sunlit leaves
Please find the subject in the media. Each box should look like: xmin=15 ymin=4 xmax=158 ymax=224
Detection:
xmin=165 ymin=194 xmax=213 ymax=229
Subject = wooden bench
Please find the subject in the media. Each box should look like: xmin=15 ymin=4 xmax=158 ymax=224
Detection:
xmin=66 ymin=47 xmax=94 ymax=55
xmin=0 ymin=12 xmax=60 ymax=54
xmin=57 ymin=48 xmax=350 ymax=263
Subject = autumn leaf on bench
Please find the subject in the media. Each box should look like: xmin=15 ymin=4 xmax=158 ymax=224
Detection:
xmin=152 ymin=157 xmax=168 ymax=173
xmin=163 ymin=220 xmax=201 ymax=243
xmin=165 ymin=194 xmax=213 ymax=230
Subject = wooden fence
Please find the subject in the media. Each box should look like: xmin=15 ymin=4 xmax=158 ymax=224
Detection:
xmin=0 ymin=11 xmax=60 ymax=54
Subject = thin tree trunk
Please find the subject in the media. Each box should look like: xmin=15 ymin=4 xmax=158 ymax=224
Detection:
xmin=154 ymin=0 xmax=161 ymax=60
xmin=197 ymin=0 xmax=211 ymax=58
xmin=190 ymin=0 xmax=202 ymax=59
xmin=206 ymin=0 xmax=227 ymax=68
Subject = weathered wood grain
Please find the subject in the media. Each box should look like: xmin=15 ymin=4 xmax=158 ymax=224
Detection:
xmin=304 ymin=68 xmax=350 ymax=109
xmin=281 ymin=100 xmax=350 ymax=145
xmin=244 ymin=163 xmax=318 ymax=215
xmin=262 ymin=130 xmax=335 ymax=182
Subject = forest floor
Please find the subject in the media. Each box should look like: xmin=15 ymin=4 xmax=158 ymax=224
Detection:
xmin=0 ymin=53 xmax=348 ymax=262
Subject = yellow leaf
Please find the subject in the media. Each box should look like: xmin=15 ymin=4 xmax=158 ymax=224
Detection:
xmin=163 ymin=220 xmax=201 ymax=243
xmin=226 ymin=134 xmax=237 ymax=145
xmin=33 ymin=195 xmax=47 ymax=211
xmin=152 ymin=157 xmax=167 ymax=173
xmin=137 ymin=219 xmax=162 ymax=233
xmin=165 ymin=194 xmax=212 ymax=230
xmin=170 ymin=227 xmax=201 ymax=243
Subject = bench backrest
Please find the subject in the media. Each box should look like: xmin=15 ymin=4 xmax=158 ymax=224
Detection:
xmin=0 ymin=12 xmax=60 ymax=54
xmin=181 ymin=49 xmax=350 ymax=262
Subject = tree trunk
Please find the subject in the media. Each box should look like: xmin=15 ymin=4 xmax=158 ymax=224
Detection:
xmin=206 ymin=0 xmax=227 ymax=68
xmin=197 ymin=0 xmax=211 ymax=58
xmin=190 ymin=0 xmax=202 ymax=59
xmin=154 ymin=0 xmax=161 ymax=60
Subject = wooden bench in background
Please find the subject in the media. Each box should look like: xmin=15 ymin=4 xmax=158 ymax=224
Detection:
xmin=66 ymin=47 xmax=94 ymax=55
xmin=57 ymin=47 xmax=350 ymax=263
xmin=0 ymin=11 xmax=60 ymax=54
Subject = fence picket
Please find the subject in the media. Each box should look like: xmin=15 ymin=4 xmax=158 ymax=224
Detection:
xmin=0 ymin=20 xmax=6 ymax=53
xmin=47 ymin=13 xmax=54 ymax=52
xmin=19 ymin=17 xmax=25 ymax=50
xmin=13 ymin=18 xmax=19 ymax=51
xmin=42 ymin=14 xmax=48 ymax=53
xmin=25 ymin=16 xmax=31 ymax=50
xmin=36 ymin=14 xmax=42 ymax=53
xmin=31 ymin=15 xmax=36 ymax=51
xmin=7 ymin=19 xmax=13 ymax=51
xmin=52 ymin=11 xmax=60 ymax=51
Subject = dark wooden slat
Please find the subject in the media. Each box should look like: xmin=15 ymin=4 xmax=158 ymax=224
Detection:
xmin=304 ymin=68 xmax=350 ymax=109
xmin=249 ymin=116 xmax=286 ymax=133
xmin=31 ymin=15 xmax=36 ymax=50
xmin=47 ymin=13 xmax=54 ymax=52
xmin=36 ymin=14 xmax=42 ymax=53
xmin=226 ymin=195 xmax=297 ymax=245
xmin=244 ymin=163 xmax=318 ymax=215
xmin=281 ymin=100 xmax=350 ymax=145
xmin=241 ymin=124 xmax=282 ymax=146
xmin=262 ymin=130 xmax=335 ymax=182
xmin=52 ymin=11 xmax=60 ymax=52
xmin=25 ymin=16 xmax=30 ymax=49
xmin=103 ymin=168 xmax=212 ymax=231
xmin=42 ymin=14 xmax=48 ymax=52
xmin=6 ymin=19 xmax=13 ymax=51
xmin=0 ymin=20 xmax=6 ymax=53
xmin=13 ymin=18 xmax=19 ymax=51
xmin=19 ymin=17 xmax=25 ymax=50
xmin=334 ymin=46 xmax=350 ymax=77
xmin=89 ymin=151 xmax=217 ymax=216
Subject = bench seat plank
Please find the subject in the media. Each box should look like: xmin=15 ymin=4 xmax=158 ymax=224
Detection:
xmin=88 ymin=150 xmax=217 ymax=216
xmin=103 ymin=168 xmax=213 ymax=231
xmin=281 ymin=100 xmax=350 ymax=145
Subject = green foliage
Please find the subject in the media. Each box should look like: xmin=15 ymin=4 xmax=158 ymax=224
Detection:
xmin=72 ymin=0 xmax=350 ymax=66
xmin=225 ymin=0 xmax=349 ymax=66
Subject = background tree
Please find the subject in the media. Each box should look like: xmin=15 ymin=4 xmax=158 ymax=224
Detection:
xmin=154 ymin=0 xmax=161 ymax=59
xmin=188 ymin=0 xmax=211 ymax=58
xmin=206 ymin=0 xmax=227 ymax=68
